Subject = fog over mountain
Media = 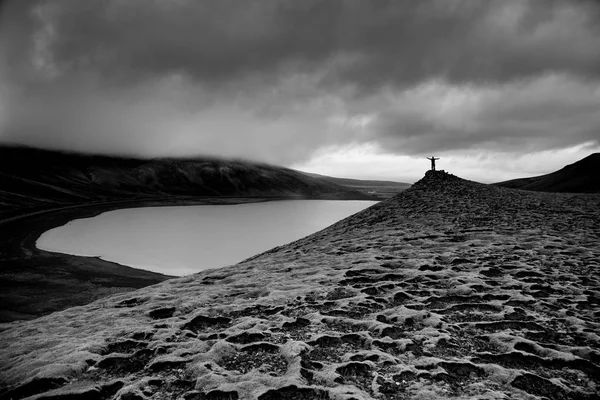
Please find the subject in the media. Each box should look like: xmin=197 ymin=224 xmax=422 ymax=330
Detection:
xmin=1 ymin=0 xmax=599 ymax=181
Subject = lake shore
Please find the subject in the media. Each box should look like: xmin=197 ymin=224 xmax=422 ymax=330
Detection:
xmin=0 ymin=197 xmax=289 ymax=323
xmin=36 ymin=199 xmax=377 ymax=277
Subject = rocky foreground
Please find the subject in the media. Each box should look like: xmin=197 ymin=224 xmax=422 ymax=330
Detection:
xmin=1 ymin=171 xmax=599 ymax=400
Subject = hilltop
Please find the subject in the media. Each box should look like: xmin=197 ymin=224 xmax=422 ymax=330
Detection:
xmin=1 ymin=170 xmax=598 ymax=400
xmin=494 ymin=153 xmax=600 ymax=193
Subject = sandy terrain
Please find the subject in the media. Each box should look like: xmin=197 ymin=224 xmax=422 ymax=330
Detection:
xmin=1 ymin=171 xmax=598 ymax=400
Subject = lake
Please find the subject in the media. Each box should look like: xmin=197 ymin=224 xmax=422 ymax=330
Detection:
xmin=37 ymin=200 xmax=377 ymax=276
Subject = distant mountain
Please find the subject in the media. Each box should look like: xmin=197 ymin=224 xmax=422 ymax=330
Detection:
xmin=494 ymin=153 xmax=600 ymax=193
xmin=0 ymin=146 xmax=375 ymax=215
xmin=302 ymin=172 xmax=411 ymax=198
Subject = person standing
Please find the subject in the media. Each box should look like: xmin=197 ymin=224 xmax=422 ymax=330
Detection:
xmin=426 ymin=156 xmax=439 ymax=170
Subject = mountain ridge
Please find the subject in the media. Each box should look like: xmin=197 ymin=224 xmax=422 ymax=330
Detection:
xmin=494 ymin=153 xmax=600 ymax=193
xmin=0 ymin=146 xmax=376 ymax=217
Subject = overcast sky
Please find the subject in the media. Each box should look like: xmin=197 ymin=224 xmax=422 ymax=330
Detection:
xmin=1 ymin=0 xmax=599 ymax=183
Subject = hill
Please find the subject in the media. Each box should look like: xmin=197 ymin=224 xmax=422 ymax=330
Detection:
xmin=0 ymin=147 xmax=374 ymax=217
xmin=494 ymin=153 xmax=600 ymax=193
xmin=302 ymin=172 xmax=411 ymax=198
xmin=1 ymin=170 xmax=598 ymax=400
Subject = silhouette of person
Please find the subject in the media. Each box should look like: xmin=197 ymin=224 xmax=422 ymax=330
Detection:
xmin=426 ymin=156 xmax=439 ymax=170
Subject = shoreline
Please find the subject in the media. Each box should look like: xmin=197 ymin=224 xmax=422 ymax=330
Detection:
xmin=0 ymin=196 xmax=298 ymax=323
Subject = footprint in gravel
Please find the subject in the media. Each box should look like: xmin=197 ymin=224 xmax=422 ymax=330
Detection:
xmin=226 ymin=332 xmax=269 ymax=344
xmin=511 ymin=372 xmax=571 ymax=400
xmin=186 ymin=389 xmax=240 ymax=400
xmin=429 ymin=330 xmax=501 ymax=358
xmin=438 ymin=303 xmax=503 ymax=323
xmin=225 ymin=305 xmax=284 ymax=319
xmin=96 ymin=348 xmax=154 ymax=376
xmin=376 ymin=371 xmax=420 ymax=399
xmin=471 ymin=320 xmax=544 ymax=332
xmin=282 ymin=317 xmax=311 ymax=330
xmin=321 ymin=304 xmax=375 ymax=320
xmin=306 ymin=334 xmax=369 ymax=363
xmin=385 ymin=291 xmax=412 ymax=307
xmin=272 ymin=317 xmax=312 ymax=342
xmin=361 ymin=283 xmax=396 ymax=297
xmin=131 ymin=331 xmax=154 ymax=340
xmin=182 ymin=315 xmax=231 ymax=334
xmin=419 ymin=264 xmax=444 ymax=272
xmin=100 ymin=339 xmax=148 ymax=355
xmin=258 ymin=385 xmax=330 ymax=400
xmin=323 ymin=318 xmax=367 ymax=333
xmin=426 ymin=295 xmax=486 ymax=309
xmin=372 ymin=338 xmax=405 ymax=356
xmin=144 ymin=375 xmax=195 ymax=399
xmin=148 ymin=307 xmax=176 ymax=319
xmin=148 ymin=359 xmax=188 ymax=373
xmin=115 ymin=297 xmax=146 ymax=308
xmin=436 ymin=361 xmax=487 ymax=388
xmin=335 ymin=362 xmax=373 ymax=395
xmin=325 ymin=287 xmax=357 ymax=300
xmin=219 ymin=343 xmax=287 ymax=376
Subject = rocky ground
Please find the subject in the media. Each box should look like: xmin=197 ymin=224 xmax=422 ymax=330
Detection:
xmin=1 ymin=171 xmax=598 ymax=400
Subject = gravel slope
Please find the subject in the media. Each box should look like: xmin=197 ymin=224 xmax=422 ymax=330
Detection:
xmin=1 ymin=171 xmax=599 ymax=400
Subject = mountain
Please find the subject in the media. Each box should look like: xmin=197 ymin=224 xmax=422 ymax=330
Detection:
xmin=494 ymin=153 xmax=600 ymax=193
xmin=302 ymin=172 xmax=411 ymax=198
xmin=0 ymin=146 xmax=375 ymax=216
xmin=2 ymin=170 xmax=599 ymax=399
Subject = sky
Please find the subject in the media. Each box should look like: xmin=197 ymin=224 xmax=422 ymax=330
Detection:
xmin=0 ymin=0 xmax=599 ymax=183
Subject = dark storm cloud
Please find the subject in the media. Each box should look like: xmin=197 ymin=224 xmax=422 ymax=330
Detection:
xmin=0 ymin=0 xmax=599 ymax=163
xmin=369 ymin=76 xmax=600 ymax=155
xmin=17 ymin=0 xmax=600 ymax=87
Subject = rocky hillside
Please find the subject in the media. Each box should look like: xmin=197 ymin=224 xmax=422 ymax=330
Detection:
xmin=494 ymin=153 xmax=600 ymax=193
xmin=0 ymin=146 xmax=373 ymax=216
xmin=1 ymin=171 xmax=599 ymax=400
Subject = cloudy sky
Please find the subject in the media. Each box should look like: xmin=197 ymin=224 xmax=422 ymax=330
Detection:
xmin=0 ymin=0 xmax=599 ymax=183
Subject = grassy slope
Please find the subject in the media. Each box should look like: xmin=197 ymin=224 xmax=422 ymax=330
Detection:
xmin=494 ymin=153 xmax=600 ymax=193
xmin=302 ymin=172 xmax=412 ymax=198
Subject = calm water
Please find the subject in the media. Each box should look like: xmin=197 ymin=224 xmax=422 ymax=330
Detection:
xmin=37 ymin=200 xmax=376 ymax=276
